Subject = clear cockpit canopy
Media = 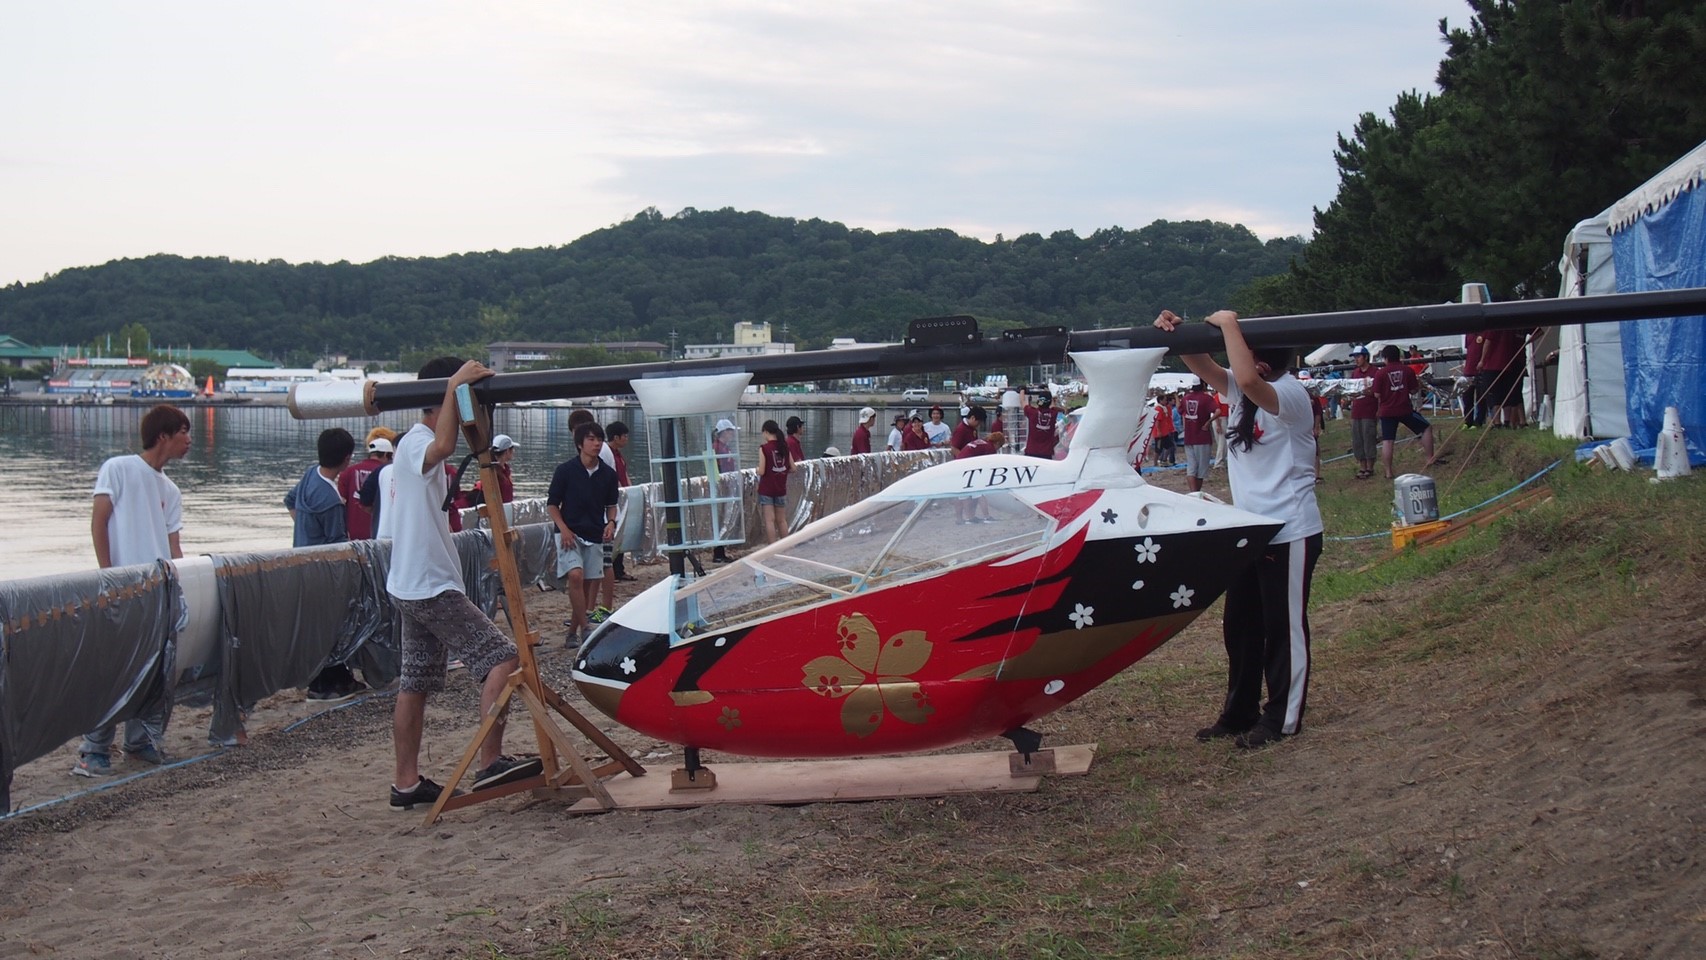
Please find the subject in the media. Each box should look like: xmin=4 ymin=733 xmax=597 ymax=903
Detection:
xmin=672 ymin=489 xmax=1053 ymax=642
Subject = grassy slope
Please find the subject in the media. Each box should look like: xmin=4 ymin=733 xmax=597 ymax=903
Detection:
xmin=459 ymin=425 xmax=1704 ymax=959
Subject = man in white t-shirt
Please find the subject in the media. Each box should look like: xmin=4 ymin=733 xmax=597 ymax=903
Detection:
xmin=384 ymin=356 xmax=540 ymax=811
xmin=72 ymin=404 xmax=192 ymax=778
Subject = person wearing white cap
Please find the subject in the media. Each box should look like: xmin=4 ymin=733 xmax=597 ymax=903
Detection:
xmin=467 ymin=434 xmax=517 ymax=505
xmin=341 ymin=427 xmax=397 ymax=541
xmin=851 ymin=407 xmax=876 ymax=455
xmin=886 ymin=413 xmax=907 ymax=452
xmin=711 ymin=419 xmax=739 ymax=562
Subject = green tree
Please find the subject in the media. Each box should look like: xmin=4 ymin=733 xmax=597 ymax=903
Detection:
xmin=1282 ymin=0 xmax=1706 ymax=310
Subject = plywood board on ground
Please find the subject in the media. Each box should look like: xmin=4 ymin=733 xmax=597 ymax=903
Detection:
xmin=562 ymin=743 xmax=1097 ymax=814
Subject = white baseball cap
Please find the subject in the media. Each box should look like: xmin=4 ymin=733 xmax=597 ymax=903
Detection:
xmin=715 ymin=418 xmax=739 ymax=432
xmin=492 ymin=434 xmax=517 ymax=452
xmin=367 ymin=438 xmax=394 ymax=453
xmin=858 ymin=406 xmax=876 ymax=421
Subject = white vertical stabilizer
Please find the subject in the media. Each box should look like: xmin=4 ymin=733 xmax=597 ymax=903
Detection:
xmin=1069 ymin=348 xmax=1166 ymax=452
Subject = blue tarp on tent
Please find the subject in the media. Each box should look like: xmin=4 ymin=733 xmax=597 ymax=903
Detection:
xmin=1611 ymin=149 xmax=1706 ymax=450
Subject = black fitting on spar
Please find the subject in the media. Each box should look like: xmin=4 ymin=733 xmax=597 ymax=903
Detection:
xmin=287 ymin=287 xmax=1706 ymax=419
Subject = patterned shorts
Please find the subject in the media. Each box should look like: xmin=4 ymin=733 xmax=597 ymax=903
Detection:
xmin=392 ymin=590 xmax=517 ymax=694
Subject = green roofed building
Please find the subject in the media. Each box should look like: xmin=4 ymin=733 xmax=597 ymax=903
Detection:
xmin=0 ymin=335 xmax=58 ymax=367
xmin=0 ymin=337 xmax=271 ymax=370
xmin=179 ymin=348 xmax=273 ymax=368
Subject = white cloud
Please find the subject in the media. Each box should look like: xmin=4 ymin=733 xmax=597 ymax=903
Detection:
xmin=0 ymin=0 xmax=1465 ymax=285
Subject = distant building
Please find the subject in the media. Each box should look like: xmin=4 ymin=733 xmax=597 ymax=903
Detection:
xmin=183 ymin=348 xmax=273 ymax=369
xmin=683 ymin=322 xmax=796 ymax=361
xmin=2 ymin=336 xmax=270 ymax=380
xmin=0 ymin=335 xmax=57 ymax=368
xmin=486 ymin=340 xmax=669 ymax=373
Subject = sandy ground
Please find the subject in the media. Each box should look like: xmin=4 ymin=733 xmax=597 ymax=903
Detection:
xmin=3 ymin=458 xmax=1700 ymax=959
xmin=0 ymin=560 xmax=699 ymax=959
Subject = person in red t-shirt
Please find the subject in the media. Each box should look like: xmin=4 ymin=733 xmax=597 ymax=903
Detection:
xmin=340 ymin=429 xmax=396 ymax=539
xmin=1021 ymin=392 xmax=1060 ymax=459
xmin=1476 ymin=328 xmax=1532 ymax=428
xmin=756 ymin=420 xmax=793 ymax=544
xmin=851 ymin=407 xmax=875 ymax=455
xmin=1150 ymin=395 xmax=1177 ymax=466
xmin=950 ymin=406 xmax=985 ymax=451
xmin=901 ymin=414 xmax=930 ymax=451
xmin=465 ymin=434 xmax=518 ymax=509
xmin=1371 ymin=344 xmax=1439 ymax=479
xmin=1178 ymin=383 xmax=1217 ymax=492
xmin=784 ymin=416 xmax=806 ymax=463
xmin=954 ymin=429 xmax=1003 ymax=523
xmin=1348 ymin=347 xmax=1380 ymax=479
xmin=1461 ymin=333 xmax=1485 ymax=428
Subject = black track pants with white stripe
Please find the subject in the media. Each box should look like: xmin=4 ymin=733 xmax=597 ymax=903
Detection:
xmin=1217 ymin=533 xmax=1322 ymax=736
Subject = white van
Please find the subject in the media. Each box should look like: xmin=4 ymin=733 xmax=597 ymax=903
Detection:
xmin=900 ymin=388 xmax=929 ymax=401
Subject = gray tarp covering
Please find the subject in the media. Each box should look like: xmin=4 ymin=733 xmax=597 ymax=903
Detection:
xmin=0 ymin=560 xmax=180 ymax=810
xmin=206 ymin=524 xmax=560 ymax=743
xmin=209 ymin=543 xmax=381 ymax=744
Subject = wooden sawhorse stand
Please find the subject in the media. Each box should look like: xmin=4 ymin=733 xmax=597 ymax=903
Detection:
xmin=421 ymin=399 xmax=644 ymax=825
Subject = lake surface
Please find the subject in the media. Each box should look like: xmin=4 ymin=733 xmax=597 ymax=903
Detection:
xmin=0 ymin=401 xmax=883 ymax=584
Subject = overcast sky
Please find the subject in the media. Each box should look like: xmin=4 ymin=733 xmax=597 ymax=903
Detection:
xmin=2 ymin=1 xmax=1467 ymax=287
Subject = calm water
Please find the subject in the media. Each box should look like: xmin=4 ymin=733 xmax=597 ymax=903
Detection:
xmin=0 ymin=401 xmax=884 ymax=583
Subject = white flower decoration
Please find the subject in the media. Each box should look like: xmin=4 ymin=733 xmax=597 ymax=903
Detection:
xmin=620 ymin=656 xmax=638 ymax=675
xmin=1170 ymin=585 xmax=1195 ymax=609
xmin=1068 ymin=603 xmax=1095 ymax=630
xmin=1131 ymin=579 xmax=1146 ymax=591
xmin=1133 ymin=537 xmax=1161 ymax=563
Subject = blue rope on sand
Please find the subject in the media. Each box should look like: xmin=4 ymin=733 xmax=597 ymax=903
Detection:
xmin=1326 ymin=459 xmax=1562 ymax=543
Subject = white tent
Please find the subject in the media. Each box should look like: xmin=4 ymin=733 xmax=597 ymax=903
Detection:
xmin=1552 ymin=140 xmax=1706 ymax=442
xmin=1553 ymin=210 xmax=1629 ymax=438
xmin=1306 ymin=335 xmax=1465 ymax=367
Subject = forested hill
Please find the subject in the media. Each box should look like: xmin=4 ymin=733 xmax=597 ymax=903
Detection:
xmin=0 ymin=209 xmax=1301 ymax=365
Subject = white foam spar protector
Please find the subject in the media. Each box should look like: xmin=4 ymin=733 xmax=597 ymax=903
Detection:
xmin=629 ymin=372 xmax=753 ymax=417
xmin=172 ymin=554 xmax=220 ymax=682
xmin=288 ymin=379 xmax=370 ymax=419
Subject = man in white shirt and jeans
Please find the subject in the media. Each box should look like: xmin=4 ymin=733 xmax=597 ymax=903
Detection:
xmin=385 ymin=356 xmax=541 ymax=811
xmin=73 ymin=404 xmax=192 ymax=777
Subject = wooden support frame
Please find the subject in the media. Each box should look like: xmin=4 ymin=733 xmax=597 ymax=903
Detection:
xmin=421 ymin=396 xmax=645 ymax=825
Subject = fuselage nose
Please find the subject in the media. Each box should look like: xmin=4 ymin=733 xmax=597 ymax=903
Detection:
xmin=574 ymin=621 xmax=672 ymax=687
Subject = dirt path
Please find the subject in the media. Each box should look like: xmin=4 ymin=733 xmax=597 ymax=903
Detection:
xmin=4 ymin=464 xmax=1700 ymax=959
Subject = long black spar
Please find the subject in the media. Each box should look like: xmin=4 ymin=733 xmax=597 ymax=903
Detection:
xmin=288 ymin=288 xmax=1706 ymax=418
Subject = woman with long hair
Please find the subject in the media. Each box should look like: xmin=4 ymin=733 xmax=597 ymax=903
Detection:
xmin=755 ymin=419 xmax=793 ymax=543
xmin=1153 ymin=309 xmax=1323 ymax=749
